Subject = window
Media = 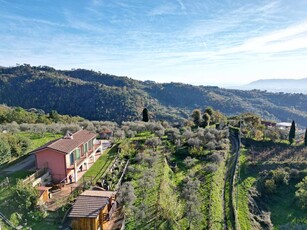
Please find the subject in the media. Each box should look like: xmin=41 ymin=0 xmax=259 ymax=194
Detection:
xmin=75 ymin=148 xmax=80 ymax=160
xmin=84 ymin=143 xmax=88 ymax=153
xmin=70 ymin=152 xmax=74 ymax=165
xmin=89 ymin=139 xmax=93 ymax=150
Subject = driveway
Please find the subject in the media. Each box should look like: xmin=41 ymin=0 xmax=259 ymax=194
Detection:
xmin=3 ymin=154 xmax=35 ymax=174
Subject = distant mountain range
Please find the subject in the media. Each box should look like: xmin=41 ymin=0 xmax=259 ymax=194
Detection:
xmin=240 ymin=78 xmax=307 ymax=94
xmin=0 ymin=65 xmax=307 ymax=126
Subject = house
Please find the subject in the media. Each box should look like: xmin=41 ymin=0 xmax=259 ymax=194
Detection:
xmin=261 ymin=120 xmax=277 ymax=127
xmin=33 ymin=129 xmax=103 ymax=183
xmin=99 ymin=130 xmax=113 ymax=139
xmin=68 ymin=190 xmax=116 ymax=230
xmin=276 ymin=122 xmax=292 ymax=129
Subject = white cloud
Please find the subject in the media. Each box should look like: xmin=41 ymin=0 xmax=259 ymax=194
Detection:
xmin=222 ymin=21 xmax=307 ymax=55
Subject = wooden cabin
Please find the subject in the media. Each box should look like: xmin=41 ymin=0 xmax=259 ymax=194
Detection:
xmin=68 ymin=190 xmax=116 ymax=230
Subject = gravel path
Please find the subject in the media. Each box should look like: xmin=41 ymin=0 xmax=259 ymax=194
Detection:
xmin=3 ymin=155 xmax=35 ymax=174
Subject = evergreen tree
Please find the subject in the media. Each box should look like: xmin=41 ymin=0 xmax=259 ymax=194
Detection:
xmin=304 ymin=128 xmax=307 ymax=146
xmin=204 ymin=106 xmax=214 ymax=116
xmin=289 ymin=120 xmax=296 ymax=144
xmin=191 ymin=109 xmax=201 ymax=127
xmin=142 ymin=108 xmax=149 ymax=122
xmin=49 ymin=110 xmax=60 ymax=122
xmin=202 ymin=112 xmax=211 ymax=127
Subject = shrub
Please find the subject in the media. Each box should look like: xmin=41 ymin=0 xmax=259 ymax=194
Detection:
xmin=295 ymin=176 xmax=307 ymax=209
xmin=289 ymin=169 xmax=300 ymax=179
xmin=184 ymin=156 xmax=197 ymax=168
xmin=272 ymin=168 xmax=289 ymax=185
xmin=264 ymin=179 xmax=276 ymax=194
xmin=204 ymin=164 xmax=218 ymax=173
xmin=208 ymin=152 xmax=224 ymax=165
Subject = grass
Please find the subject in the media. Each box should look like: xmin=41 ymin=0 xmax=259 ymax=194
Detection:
xmin=82 ymin=144 xmax=118 ymax=183
xmin=236 ymin=148 xmax=307 ymax=229
xmin=0 ymin=132 xmax=62 ymax=170
xmin=0 ymin=170 xmax=33 ymax=228
xmin=210 ymin=158 xmax=227 ymax=230
xmin=125 ymin=151 xmax=165 ymax=230
xmin=17 ymin=132 xmax=62 ymax=152
xmin=130 ymin=131 xmax=154 ymax=141
xmin=267 ymin=179 xmax=307 ymax=228
xmin=237 ymin=149 xmax=257 ymax=230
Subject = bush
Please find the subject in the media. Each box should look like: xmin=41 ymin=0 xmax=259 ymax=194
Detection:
xmin=184 ymin=156 xmax=197 ymax=169
xmin=204 ymin=164 xmax=218 ymax=173
xmin=15 ymin=180 xmax=39 ymax=210
xmin=264 ymin=179 xmax=276 ymax=194
xmin=272 ymin=168 xmax=289 ymax=185
xmin=208 ymin=152 xmax=223 ymax=165
xmin=295 ymin=176 xmax=307 ymax=209
xmin=290 ymin=169 xmax=300 ymax=179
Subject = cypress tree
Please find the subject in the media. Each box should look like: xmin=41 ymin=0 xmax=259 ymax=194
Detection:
xmin=304 ymin=128 xmax=307 ymax=146
xmin=289 ymin=120 xmax=296 ymax=144
xmin=142 ymin=108 xmax=149 ymax=122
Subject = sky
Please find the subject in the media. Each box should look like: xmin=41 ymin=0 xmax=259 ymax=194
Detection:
xmin=1 ymin=0 xmax=307 ymax=86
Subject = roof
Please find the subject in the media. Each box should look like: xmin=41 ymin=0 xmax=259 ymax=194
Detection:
xmin=32 ymin=129 xmax=97 ymax=154
xmin=37 ymin=186 xmax=52 ymax=191
xmin=276 ymin=122 xmax=292 ymax=127
xmin=68 ymin=196 xmax=109 ymax=218
xmin=68 ymin=190 xmax=115 ymax=218
xmin=82 ymin=190 xmax=115 ymax=198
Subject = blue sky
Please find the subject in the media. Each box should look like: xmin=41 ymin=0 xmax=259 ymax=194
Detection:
xmin=1 ymin=0 xmax=307 ymax=86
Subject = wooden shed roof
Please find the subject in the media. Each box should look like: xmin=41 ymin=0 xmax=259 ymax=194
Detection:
xmin=82 ymin=190 xmax=115 ymax=198
xmin=68 ymin=195 xmax=109 ymax=218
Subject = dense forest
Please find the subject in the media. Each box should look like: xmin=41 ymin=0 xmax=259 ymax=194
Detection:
xmin=0 ymin=64 xmax=307 ymax=126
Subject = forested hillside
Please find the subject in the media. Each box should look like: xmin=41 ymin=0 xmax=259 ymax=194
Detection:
xmin=1 ymin=65 xmax=307 ymax=126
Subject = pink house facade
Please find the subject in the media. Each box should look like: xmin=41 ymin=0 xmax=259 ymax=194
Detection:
xmin=33 ymin=130 xmax=103 ymax=183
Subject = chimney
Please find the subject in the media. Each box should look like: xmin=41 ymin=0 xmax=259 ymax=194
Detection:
xmin=64 ymin=131 xmax=73 ymax=139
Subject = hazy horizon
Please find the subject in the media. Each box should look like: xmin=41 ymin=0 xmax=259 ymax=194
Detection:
xmin=1 ymin=0 xmax=307 ymax=85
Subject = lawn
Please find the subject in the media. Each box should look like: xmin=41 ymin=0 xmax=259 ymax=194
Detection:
xmin=17 ymin=132 xmax=62 ymax=152
xmin=0 ymin=132 xmax=62 ymax=170
xmin=83 ymin=144 xmax=118 ymax=183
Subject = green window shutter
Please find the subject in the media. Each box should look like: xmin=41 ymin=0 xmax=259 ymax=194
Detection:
xmin=76 ymin=149 xmax=80 ymax=159
xmin=70 ymin=153 xmax=74 ymax=165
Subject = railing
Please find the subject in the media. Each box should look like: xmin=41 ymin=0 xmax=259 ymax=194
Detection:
xmin=22 ymin=168 xmax=49 ymax=185
xmin=0 ymin=211 xmax=20 ymax=230
xmin=115 ymin=160 xmax=129 ymax=191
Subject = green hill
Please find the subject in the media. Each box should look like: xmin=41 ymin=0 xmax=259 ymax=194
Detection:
xmin=1 ymin=65 xmax=307 ymax=125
